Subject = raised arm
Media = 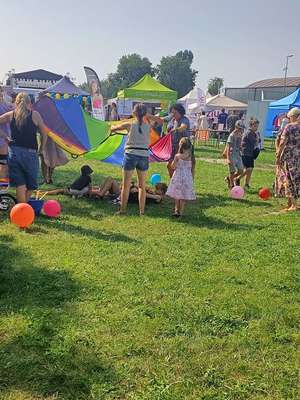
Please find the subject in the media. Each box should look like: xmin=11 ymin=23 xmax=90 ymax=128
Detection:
xmin=146 ymin=114 xmax=164 ymax=125
xmin=110 ymin=122 xmax=131 ymax=134
xmin=174 ymin=121 xmax=188 ymax=133
xmin=0 ymin=111 xmax=13 ymax=125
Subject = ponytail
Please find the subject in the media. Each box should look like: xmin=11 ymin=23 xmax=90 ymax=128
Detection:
xmin=15 ymin=93 xmax=31 ymax=129
xmin=133 ymin=103 xmax=147 ymax=134
xmin=138 ymin=115 xmax=143 ymax=134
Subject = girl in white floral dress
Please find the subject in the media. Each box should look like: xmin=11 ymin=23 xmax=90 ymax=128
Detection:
xmin=166 ymin=137 xmax=196 ymax=217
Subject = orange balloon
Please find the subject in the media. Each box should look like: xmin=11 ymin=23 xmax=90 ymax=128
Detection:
xmin=10 ymin=203 xmax=35 ymax=228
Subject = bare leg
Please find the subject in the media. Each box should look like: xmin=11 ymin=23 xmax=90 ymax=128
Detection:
xmin=174 ymin=199 xmax=180 ymax=214
xmin=245 ymin=168 xmax=253 ymax=186
xmin=167 ymin=161 xmax=174 ymax=178
xmin=26 ymin=190 xmax=33 ymax=202
xmin=40 ymin=156 xmax=48 ymax=183
xmin=146 ymin=193 xmax=162 ymax=202
xmin=97 ymin=177 xmax=120 ymax=197
xmin=179 ymin=200 xmax=185 ymax=216
xmin=36 ymin=188 xmax=66 ymax=195
xmin=48 ymin=167 xmax=54 ymax=183
xmin=16 ymin=185 xmax=27 ymax=203
xmin=137 ymin=169 xmax=147 ymax=215
xmin=0 ymin=164 xmax=8 ymax=179
xmin=287 ymin=197 xmax=298 ymax=211
xmin=229 ymin=172 xmax=235 ymax=188
xmin=120 ymin=169 xmax=134 ymax=214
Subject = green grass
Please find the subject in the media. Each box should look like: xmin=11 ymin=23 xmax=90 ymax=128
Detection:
xmin=0 ymin=145 xmax=299 ymax=400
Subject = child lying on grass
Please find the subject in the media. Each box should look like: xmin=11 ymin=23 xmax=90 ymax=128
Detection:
xmin=37 ymin=165 xmax=93 ymax=198
xmin=38 ymin=171 xmax=168 ymax=204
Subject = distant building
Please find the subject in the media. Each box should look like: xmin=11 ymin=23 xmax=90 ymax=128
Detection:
xmin=225 ymin=77 xmax=300 ymax=104
xmin=6 ymin=68 xmax=63 ymax=91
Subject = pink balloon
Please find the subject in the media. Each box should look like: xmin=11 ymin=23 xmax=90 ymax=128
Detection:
xmin=43 ymin=200 xmax=61 ymax=218
xmin=230 ymin=186 xmax=245 ymax=200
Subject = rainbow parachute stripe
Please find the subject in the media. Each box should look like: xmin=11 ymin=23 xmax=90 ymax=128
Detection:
xmin=34 ymin=97 xmax=173 ymax=166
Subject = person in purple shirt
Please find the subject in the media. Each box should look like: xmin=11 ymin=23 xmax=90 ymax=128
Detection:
xmin=218 ymin=108 xmax=229 ymax=129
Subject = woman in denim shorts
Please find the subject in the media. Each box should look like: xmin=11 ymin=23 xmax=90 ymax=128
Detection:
xmin=0 ymin=93 xmax=48 ymax=203
xmin=110 ymin=104 xmax=163 ymax=215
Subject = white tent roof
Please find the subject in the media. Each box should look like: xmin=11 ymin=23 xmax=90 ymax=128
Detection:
xmin=206 ymin=94 xmax=247 ymax=110
xmin=179 ymin=87 xmax=201 ymax=102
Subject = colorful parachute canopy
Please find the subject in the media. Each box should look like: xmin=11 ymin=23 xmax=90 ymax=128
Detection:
xmin=34 ymin=96 xmax=109 ymax=155
xmin=84 ymin=132 xmax=173 ymax=166
xmin=34 ymin=96 xmax=173 ymax=166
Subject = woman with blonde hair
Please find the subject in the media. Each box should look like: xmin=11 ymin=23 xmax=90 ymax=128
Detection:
xmin=0 ymin=93 xmax=48 ymax=203
xmin=276 ymin=107 xmax=300 ymax=211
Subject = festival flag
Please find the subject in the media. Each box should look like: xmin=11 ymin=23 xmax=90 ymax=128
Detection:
xmin=84 ymin=66 xmax=105 ymax=121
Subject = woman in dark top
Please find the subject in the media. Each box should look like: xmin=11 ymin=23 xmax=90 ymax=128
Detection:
xmin=167 ymin=103 xmax=190 ymax=177
xmin=0 ymin=93 xmax=48 ymax=203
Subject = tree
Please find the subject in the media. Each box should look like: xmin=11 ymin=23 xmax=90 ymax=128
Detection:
xmin=156 ymin=50 xmax=198 ymax=98
xmin=117 ymin=53 xmax=154 ymax=87
xmin=96 ymin=53 xmax=154 ymax=99
xmin=100 ymin=73 xmax=122 ymax=99
xmin=208 ymin=77 xmax=224 ymax=96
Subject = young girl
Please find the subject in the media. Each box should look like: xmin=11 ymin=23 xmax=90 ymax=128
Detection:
xmin=224 ymin=120 xmax=244 ymax=188
xmin=110 ymin=103 xmax=163 ymax=216
xmin=166 ymin=137 xmax=196 ymax=217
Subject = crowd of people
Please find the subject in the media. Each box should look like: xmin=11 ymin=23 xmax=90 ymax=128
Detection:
xmin=0 ymin=92 xmax=299 ymax=217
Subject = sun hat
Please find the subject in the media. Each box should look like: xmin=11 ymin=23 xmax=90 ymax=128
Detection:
xmin=287 ymin=107 xmax=300 ymax=118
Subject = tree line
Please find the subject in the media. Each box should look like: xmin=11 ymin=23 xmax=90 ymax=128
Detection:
xmin=80 ymin=50 xmax=224 ymax=99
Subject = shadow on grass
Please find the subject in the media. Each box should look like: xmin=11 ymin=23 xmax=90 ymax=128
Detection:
xmin=36 ymin=215 xmax=140 ymax=244
xmin=144 ymin=195 xmax=269 ymax=231
xmin=0 ymin=235 xmax=119 ymax=399
xmin=199 ymin=193 xmax=273 ymax=209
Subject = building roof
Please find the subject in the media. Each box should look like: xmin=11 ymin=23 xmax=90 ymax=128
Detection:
xmin=247 ymin=77 xmax=300 ymax=88
xmin=10 ymin=69 xmax=63 ymax=82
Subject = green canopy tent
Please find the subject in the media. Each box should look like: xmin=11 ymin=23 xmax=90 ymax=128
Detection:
xmin=117 ymin=74 xmax=177 ymax=102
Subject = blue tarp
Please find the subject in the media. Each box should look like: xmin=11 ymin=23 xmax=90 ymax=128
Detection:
xmin=265 ymin=88 xmax=300 ymax=136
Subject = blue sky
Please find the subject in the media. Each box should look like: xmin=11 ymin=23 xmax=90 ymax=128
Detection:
xmin=1 ymin=0 xmax=299 ymax=90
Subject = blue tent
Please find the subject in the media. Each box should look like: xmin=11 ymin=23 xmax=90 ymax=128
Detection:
xmin=265 ymin=88 xmax=300 ymax=136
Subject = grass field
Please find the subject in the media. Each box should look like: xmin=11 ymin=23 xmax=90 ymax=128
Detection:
xmin=0 ymin=144 xmax=299 ymax=400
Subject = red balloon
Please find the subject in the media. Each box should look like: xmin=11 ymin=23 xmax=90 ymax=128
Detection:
xmin=43 ymin=200 xmax=61 ymax=218
xmin=259 ymin=188 xmax=272 ymax=200
xmin=10 ymin=203 xmax=35 ymax=228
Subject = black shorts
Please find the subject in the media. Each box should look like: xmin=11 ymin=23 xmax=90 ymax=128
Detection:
xmin=242 ymin=155 xmax=254 ymax=169
xmin=0 ymin=154 xmax=8 ymax=165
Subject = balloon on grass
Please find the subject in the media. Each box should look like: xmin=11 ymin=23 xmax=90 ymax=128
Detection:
xmin=259 ymin=187 xmax=272 ymax=200
xmin=43 ymin=200 xmax=61 ymax=218
xmin=230 ymin=186 xmax=245 ymax=200
xmin=150 ymin=174 xmax=161 ymax=185
xmin=10 ymin=203 xmax=35 ymax=228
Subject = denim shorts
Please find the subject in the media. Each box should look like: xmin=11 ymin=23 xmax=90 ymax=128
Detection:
xmin=123 ymin=153 xmax=149 ymax=171
xmin=8 ymin=146 xmax=39 ymax=190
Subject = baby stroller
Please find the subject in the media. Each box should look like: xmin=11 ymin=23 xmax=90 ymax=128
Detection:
xmin=0 ymin=178 xmax=17 ymax=212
